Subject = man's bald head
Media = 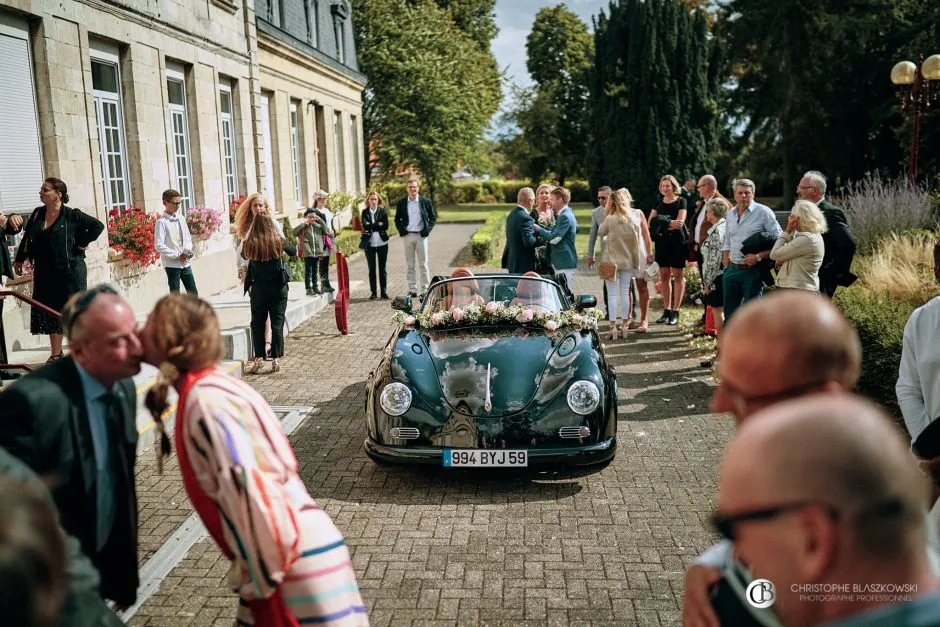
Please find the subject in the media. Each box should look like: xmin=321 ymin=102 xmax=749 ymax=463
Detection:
xmin=723 ymin=290 xmax=861 ymax=390
xmin=62 ymin=287 xmax=142 ymax=387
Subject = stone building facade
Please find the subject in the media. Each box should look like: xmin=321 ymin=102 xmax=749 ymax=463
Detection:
xmin=0 ymin=0 xmax=365 ymax=351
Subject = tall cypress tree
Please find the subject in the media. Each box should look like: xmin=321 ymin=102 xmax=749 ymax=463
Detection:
xmin=588 ymin=0 xmax=720 ymax=209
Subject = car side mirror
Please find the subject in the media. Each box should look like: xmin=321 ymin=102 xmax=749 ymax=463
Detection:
xmin=577 ymin=294 xmax=597 ymax=310
xmin=392 ymin=295 xmax=413 ymax=312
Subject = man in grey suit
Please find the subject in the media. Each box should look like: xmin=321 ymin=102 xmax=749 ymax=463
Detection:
xmin=503 ymin=188 xmax=538 ymax=274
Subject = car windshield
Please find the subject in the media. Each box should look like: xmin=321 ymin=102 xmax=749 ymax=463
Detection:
xmin=422 ymin=276 xmax=565 ymax=315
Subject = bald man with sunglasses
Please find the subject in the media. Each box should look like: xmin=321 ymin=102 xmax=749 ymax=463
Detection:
xmin=683 ymin=290 xmax=940 ymax=626
xmin=0 ymin=284 xmax=142 ymax=610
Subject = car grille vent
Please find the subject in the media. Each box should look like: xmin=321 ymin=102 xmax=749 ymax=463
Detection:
xmin=389 ymin=427 xmax=420 ymax=440
xmin=559 ymin=426 xmax=589 ymax=439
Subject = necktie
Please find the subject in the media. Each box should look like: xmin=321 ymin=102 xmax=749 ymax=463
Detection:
xmin=96 ymin=391 xmax=122 ymax=552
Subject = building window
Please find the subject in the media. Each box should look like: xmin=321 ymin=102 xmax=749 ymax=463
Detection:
xmin=166 ymin=63 xmax=194 ymax=211
xmin=0 ymin=13 xmax=44 ymax=216
xmin=350 ymin=115 xmax=361 ymax=192
xmin=270 ymin=0 xmax=281 ymax=27
xmin=305 ymin=0 xmax=319 ymax=48
xmin=91 ymin=42 xmax=131 ymax=213
xmin=333 ymin=111 xmax=346 ymax=191
xmin=219 ymin=81 xmax=239 ymax=205
xmin=290 ymin=101 xmax=303 ymax=208
xmin=259 ymin=93 xmax=275 ymax=200
xmin=333 ymin=17 xmax=346 ymax=64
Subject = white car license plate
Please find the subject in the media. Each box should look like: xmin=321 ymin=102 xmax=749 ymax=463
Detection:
xmin=443 ymin=449 xmax=528 ymax=467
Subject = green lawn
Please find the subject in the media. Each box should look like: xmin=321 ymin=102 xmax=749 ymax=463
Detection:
xmin=436 ymin=203 xmax=596 ymax=225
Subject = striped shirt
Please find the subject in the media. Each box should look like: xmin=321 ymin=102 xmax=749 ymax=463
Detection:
xmin=180 ymin=369 xmax=368 ymax=625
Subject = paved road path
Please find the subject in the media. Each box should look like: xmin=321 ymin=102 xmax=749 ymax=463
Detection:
xmin=128 ymin=223 xmax=732 ymax=626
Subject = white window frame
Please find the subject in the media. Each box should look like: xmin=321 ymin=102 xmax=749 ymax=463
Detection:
xmin=0 ymin=13 xmax=44 ymax=216
xmin=219 ymin=80 xmax=239 ymax=205
xmin=290 ymin=101 xmax=303 ymax=209
xmin=90 ymin=41 xmax=132 ymax=213
xmin=333 ymin=111 xmax=346 ymax=192
xmin=259 ymin=93 xmax=275 ymax=200
xmin=166 ymin=63 xmax=194 ymax=212
xmin=350 ymin=115 xmax=361 ymax=192
xmin=334 ymin=17 xmax=346 ymax=64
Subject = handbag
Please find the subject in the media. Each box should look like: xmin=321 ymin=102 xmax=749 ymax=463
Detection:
xmin=644 ymin=261 xmax=660 ymax=281
xmin=323 ymin=234 xmax=334 ymax=250
xmin=597 ymin=261 xmax=618 ymax=281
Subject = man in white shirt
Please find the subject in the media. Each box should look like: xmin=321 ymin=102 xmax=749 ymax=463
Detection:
xmin=154 ymin=189 xmax=197 ymax=295
xmin=898 ymin=241 xmax=940 ymax=521
xmin=393 ymin=177 xmax=436 ymax=297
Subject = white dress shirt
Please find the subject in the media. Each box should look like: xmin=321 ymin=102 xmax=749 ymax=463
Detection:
xmin=367 ymin=208 xmax=386 ymax=248
xmin=898 ymin=296 xmax=940 ymax=443
xmin=406 ymin=197 xmax=424 ymax=232
xmin=154 ymin=211 xmax=194 ymax=269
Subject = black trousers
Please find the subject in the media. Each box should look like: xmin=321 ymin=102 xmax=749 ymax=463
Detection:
xmin=165 ymin=266 xmax=198 ymax=295
xmin=365 ymin=245 xmax=389 ymax=296
xmin=319 ymin=256 xmax=332 ymax=289
xmin=250 ymin=282 xmax=288 ymax=358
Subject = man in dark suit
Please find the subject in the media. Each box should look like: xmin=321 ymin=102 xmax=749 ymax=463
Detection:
xmin=797 ymin=170 xmax=856 ymax=298
xmin=503 ymin=187 xmax=538 ymax=274
xmin=394 ymin=176 xmax=437 ymax=297
xmin=0 ymin=284 xmax=143 ymax=609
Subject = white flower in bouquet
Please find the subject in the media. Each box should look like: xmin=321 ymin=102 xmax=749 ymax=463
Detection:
xmin=452 ymin=307 xmax=464 ymax=322
xmin=544 ymin=320 xmax=559 ymax=331
xmin=485 ymin=301 xmax=500 ymax=314
xmin=430 ymin=312 xmax=445 ymax=325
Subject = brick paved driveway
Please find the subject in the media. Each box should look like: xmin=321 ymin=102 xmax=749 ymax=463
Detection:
xmin=128 ymin=223 xmax=733 ymax=626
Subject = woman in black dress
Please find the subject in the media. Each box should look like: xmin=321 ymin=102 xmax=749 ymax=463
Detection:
xmin=13 ymin=178 xmax=104 ymax=361
xmin=649 ymin=175 xmax=687 ymax=325
xmin=234 ymin=193 xmax=288 ymax=374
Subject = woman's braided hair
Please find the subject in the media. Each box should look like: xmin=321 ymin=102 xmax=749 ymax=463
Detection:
xmin=143 ymin=293 xmax=222 ymax=472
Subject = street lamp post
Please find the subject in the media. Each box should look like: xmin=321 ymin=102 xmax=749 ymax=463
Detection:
xmin=890 ymin=54 xmax=940 ymax=184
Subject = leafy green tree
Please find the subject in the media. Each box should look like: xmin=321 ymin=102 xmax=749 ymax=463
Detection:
xmin=588 ymin=0 xmax=720 ymax=208
xmin=352 ymin=0 xmax=501 ymax=200
xmin=719 ymin=0 xmax=940 ymax=205
xmin=433 ymin=0 xmax=498 ymax=50
xmin=510 ymin=4 xmax=593 ymax=185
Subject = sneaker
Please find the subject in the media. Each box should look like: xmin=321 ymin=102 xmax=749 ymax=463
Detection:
xmin=311 ymin=287 xmax=321 ymax=295
xmin=369 ymin=294 xmax=377 ymax=300
xmin=322 ymin=284 xmax=335 ymax=293
xmin=306 ymin=288 xmax=314 ymax=296
xmin=655 ymin=310 xmax=671 ymax=324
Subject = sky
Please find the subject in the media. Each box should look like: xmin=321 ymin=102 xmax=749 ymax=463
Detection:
xmin=490 ymin=0 xmax=609 ymax=134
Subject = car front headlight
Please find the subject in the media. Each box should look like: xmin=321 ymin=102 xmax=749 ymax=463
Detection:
xmin=380 ymin=382 xmax=413 ymax=416
xmin=567 ymin=380 xmax=600 ymax=415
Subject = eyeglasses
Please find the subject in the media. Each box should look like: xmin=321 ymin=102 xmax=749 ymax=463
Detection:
xmin=166 ymin=200 xmax=182 ymax=206
xmin=62 ymin=284 xmax=119 ymax=337
xmin=598 ymin=196 xmax=609 ymax=201
xmin=696 ymin=184 xmax=708 ymax=188
xmin=712 ymin=501 xmax=837 ymax=541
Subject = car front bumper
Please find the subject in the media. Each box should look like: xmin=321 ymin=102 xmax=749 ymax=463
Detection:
xmin=363 ymin=436 xmax=617 ymax=468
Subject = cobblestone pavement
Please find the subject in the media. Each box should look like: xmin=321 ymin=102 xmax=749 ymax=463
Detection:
xmin=128 ymin=223 xmax=733 ymax=626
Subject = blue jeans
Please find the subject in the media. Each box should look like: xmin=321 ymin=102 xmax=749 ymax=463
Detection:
xmin=722 ymin=265 xmax=763 ymax=322
xmin=165 ymin=266 xmax=197 ymax=295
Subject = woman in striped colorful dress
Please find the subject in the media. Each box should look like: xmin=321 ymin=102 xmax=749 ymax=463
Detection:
xmin=141 ymin=293 xmax=368 ymax=626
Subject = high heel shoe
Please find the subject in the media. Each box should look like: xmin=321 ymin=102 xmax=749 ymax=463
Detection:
xmin=271 ymin=358 xmax=280 ymax=373
xmin=606 ymin=324 xmax=620 ymax=341
xmin=246 ymin=358 xmax=262 ymax=374
xmin=632 ymin=320 xmax=648 ymax=333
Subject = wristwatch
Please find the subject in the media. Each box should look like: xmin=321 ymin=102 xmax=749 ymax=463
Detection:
xmin=756 ymin=253 xmax=762 ymax=261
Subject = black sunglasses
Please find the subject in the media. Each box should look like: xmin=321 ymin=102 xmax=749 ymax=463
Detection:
xmin=62 ymin=284 xmax=119 ymax=337
xmin=711 ymin=501 xmax=837 ymax=541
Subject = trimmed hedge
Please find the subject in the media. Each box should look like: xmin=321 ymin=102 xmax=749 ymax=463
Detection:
xmin=469 ymin=212 xmax=506 ymax=264
xmin=834 ymin=289 xmax=916 ymax=418
xmin=375 ymin=178 xmax=595 ymax=207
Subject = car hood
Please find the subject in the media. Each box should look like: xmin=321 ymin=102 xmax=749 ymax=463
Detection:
xmin=417 ymin=326 xmax=558 ymax=417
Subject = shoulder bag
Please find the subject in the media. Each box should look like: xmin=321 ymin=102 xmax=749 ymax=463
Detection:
xmin=597 ymin=261 xmax=618 ymax=281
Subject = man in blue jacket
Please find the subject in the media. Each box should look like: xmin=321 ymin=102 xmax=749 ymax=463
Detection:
xmin=534 ymin=187 xmax=578 ymax=290
xmin=394 ymin=177 xmax=436 ymax=297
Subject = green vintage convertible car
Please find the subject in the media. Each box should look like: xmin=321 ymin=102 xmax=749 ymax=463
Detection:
xmin=363 ymin=273 xmax=617 ymax=468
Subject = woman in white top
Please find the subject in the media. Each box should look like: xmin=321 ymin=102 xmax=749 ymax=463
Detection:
xmin=770 ymin=200 xmax=827 ymax=291
xmin=360 ymin=191 xmax=390 ymax=299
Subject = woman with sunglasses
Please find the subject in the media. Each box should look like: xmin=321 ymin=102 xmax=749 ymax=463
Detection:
xmin=13 ymin=178 xmax=104 ymax=362
xmin=141 ymin=293 xmax=368 ymax=627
